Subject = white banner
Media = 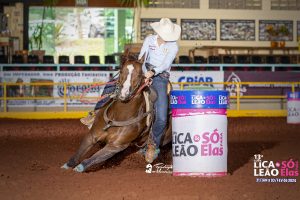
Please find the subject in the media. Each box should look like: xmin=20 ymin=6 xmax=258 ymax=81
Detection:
xmin=1 ymin=71 xmax=114 ymax=107
xmin=170 ymin=71 xmax=224 ymax=90
xmin=172 ymin=114 xmax=228 ymax=176
xmin=287 ymin=100 xmax=300 ymax=124
xmin=0 ymin=71 xmax=3 ymax=109
xmin=1 ymin=70 xmax=224 ymax=108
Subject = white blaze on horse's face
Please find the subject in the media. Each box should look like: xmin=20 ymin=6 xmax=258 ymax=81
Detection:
xmin=120 ymin=64 xmax=134 ymax=100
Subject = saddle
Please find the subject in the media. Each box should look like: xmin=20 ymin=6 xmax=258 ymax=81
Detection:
xmin=81 ymin=81 xmax=172 ymax=133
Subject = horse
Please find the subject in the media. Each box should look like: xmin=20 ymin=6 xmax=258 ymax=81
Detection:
xmin=61 ymin=52 xmax=172 ymax=172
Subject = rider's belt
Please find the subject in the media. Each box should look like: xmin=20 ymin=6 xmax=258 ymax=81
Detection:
xmin=145 ymin=62 xmax=170 ymax=79
xmin=158 ymin=71 xmax=170 ymax=79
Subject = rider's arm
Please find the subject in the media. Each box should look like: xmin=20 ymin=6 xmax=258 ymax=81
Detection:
xmin=153 ymin=43 xmax=178 ymax=75
xmin=138 ymin=36 xmax=151 ymax=60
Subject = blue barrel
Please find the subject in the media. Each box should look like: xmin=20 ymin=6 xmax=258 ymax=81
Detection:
xmin=287 ymin=92 xmax=300 ymax=124
xmin=170 ymin=90 xmax=229 ymax=177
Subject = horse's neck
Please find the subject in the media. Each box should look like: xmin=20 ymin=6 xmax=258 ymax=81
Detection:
xmin=112 ymin=95 xmax=145 ymax=119
xmin=114 ymin=95 xmax=144 ymax=107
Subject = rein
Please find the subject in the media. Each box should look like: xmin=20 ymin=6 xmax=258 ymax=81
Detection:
xmin=102 ymin=98 xmax=152 ymax=131
xmin=79 ymin=80 xmax=117 ymax=104
xmin=103 ymin=71 xmax=152 ymax=131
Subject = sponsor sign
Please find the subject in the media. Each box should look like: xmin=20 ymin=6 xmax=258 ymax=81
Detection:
xmin=224 ymin=72 xmax=300 ymax=96
xmin=0 ymin=71 xmax=114 ymax=107
xmin=254 ymin=154 xmax=298 ymax=183
xmin=171 ymin=90 xmax=228 ymax=177
xmin=287 ymin=92 xmax=300 ymax=124
xmin=170 ymin=71 xmax=224 ymax=90
xmin=0 ymin=70 xmax=223 ymax=108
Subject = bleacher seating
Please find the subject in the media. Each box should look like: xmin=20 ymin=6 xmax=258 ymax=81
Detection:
xmin=223 ymin=55 xmax=235 ymax=64
xmin=0 ymin=55 xmax=8 ymax=63
xmin=58 ymin=55 xmax=70 ymax=64
xmin=74 ymin=55 xmax=85 ymax=64
xmin=178 ymin=55 xmax=191 ymax=64
xmin=27 ymin=55 xmax=39 ymax=64
xmin=11 ymin=55 xmax=24 ymax=64
xmin=194 ymin=56 xmax=206 ymax=64
xmin=266 ymin=55 xmax=276 ymax=64
xmin=251 ymin=55 xmax=263 ymax=64
xmin=105 ymin=55 xmax=116 ymax=64
xmin=43 ymin=55 xmax=55 ymax=64
xmin=89 ymin=55 xmax=100 ymax=64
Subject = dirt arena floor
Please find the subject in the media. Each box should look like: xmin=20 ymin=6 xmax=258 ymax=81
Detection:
xmin=0 ymin=118 xmax=299 ymax=200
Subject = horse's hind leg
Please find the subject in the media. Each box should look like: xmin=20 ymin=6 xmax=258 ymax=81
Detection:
xmin=62 ymin=130 xmax=106 ymax=169
xmin=73 ymin=143 xmax=128 ymax=172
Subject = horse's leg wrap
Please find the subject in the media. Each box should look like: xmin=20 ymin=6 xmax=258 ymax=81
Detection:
xmin=80 ymin=144 xmax=129 ymax=171
xmin=66 ymin=132 xmax=99 ymax=168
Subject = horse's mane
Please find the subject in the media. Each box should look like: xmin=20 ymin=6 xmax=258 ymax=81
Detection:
xmin=120 ymin=51 xmax=140 ymax=67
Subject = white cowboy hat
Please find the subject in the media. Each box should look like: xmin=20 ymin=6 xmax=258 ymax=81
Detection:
xmin=150 ymin=18 xmax=181 ymax=41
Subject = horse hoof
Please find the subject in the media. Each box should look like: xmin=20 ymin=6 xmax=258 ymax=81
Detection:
xmin=73 ymin=164 xmax=85 ymax=173
xmin=61 ymin=163 xmax=70 ymax=170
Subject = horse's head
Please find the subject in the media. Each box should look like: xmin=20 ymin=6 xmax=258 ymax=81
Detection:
xmin=116 ymin=51 xmax=144 ymax=102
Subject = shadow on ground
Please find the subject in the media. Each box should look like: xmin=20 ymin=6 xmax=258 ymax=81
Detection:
xmin=85 ymin=141 xmax=277 ymax=174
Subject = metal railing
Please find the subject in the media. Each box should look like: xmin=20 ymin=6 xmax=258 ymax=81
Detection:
xmin=175 ymin=81 xmax=299 ymax=111
xmin=1 ymin=63 xmax=300 ymax=72
xmin=0 ymin=81 xmax=299 ymax=118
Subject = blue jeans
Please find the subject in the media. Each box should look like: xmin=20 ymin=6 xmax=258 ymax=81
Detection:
xmin=94 ymin=79 xmax=117 ymax=110
xmin=151 ymin=75 xmax=169 ymax=147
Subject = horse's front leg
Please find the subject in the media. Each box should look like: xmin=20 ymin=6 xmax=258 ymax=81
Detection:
xmin=73 ymin=143 xmax=129 ymax=172
xmin=73 ymin=126 xmax=140 ymax=172
xmin=61 ymin=128 xmax=107 ymax=169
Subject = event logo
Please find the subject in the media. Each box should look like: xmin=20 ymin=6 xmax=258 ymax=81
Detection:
xmin=170 ymin=95 xmax=186 ymax=105
xmin=178 ymin=76 xmax=213 ymax=83
xmin=145 ymin=163 xmax=172 ymax=174
xmin=225 ymin=72 xmax=247 ymax=96
xmin=57 ymin=78 xmax=102 ymax=97
xmin=191 ymin=95 xmax=216 ymax=105
xmin=288 ymin=107 xmax=300 ymax=117
xmin=173 ymin=129 xmax=224 ymax=157
xmin=254 ymin=154 xmax=298 ymax=183
xmin=219 ymin=95 xmax=228 ymax=105
xmin=177 ymin=76 xmax=214 ymax=88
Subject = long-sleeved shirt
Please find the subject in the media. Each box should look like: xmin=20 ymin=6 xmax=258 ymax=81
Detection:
xmin=138 ymin=35 xmax=178 ymax=75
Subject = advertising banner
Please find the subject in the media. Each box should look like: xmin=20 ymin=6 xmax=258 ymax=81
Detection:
xmin=224 ymin=72 xmax=300 ymax=96
xmin=287 ymin=92 xmax=300 ymax=124
xmin=1 ymin=71 xmax=114 ymax=107
xmin=170 ymin=71 xmax=224 ymax=90
xmin=171 ymin=90 xmax=229 ymax=177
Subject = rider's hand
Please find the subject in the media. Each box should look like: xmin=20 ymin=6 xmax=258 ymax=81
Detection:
xmin=145 ymin=78 xmax=153 ymax=86
xmin=144 ymin=70 xmax=155 ymax=79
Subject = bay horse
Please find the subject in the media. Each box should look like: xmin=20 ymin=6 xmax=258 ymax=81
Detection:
xmin=61 ymin=52 xmax=172 ymax=172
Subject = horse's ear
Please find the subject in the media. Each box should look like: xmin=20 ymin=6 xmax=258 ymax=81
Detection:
xmin=120 ymin=48 xmax=130 ymax=67
xmin=124 ymin=48 xmax=130 ymax=58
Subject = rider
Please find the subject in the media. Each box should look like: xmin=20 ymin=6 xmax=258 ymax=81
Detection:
xmin=138 ymin=18 xmax=181 ymax=163
xmin=81 ymin=18 xmax=181 ymax=163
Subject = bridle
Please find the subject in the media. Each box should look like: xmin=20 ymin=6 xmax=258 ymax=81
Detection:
xmin=102 ymin=57 xmax=153 ymax=131
xmin=114 ymin=59 xmax=145 ymax=101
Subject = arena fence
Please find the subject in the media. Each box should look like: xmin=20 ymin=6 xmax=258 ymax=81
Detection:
xmin=1 ymin=63 xmax=300 ymax=71
xmin=0 ymin=81 xmax=299 ymax=119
